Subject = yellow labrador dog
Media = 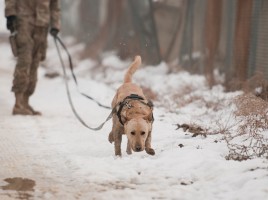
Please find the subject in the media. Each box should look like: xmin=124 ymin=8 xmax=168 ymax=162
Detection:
xmin=108 ymin=56 xmax=155 ymax=156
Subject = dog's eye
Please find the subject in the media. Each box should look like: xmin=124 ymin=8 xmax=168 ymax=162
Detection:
xmin=131 ymin=131 xmax=135 ymax=135
xmin=141 ymin=131 xmax=145 ymax=135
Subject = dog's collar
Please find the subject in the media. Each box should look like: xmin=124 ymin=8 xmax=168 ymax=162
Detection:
xmin=115 ymin=94 xmax=154 ymax=126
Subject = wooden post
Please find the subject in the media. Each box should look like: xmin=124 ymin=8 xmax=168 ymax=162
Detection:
xmin=233 ymin=0 xmax=253 ymax=82
xmin=204 ymin=0 xmax=222 ymax=87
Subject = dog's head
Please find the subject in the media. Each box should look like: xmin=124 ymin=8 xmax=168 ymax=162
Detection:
xmin=123 ymin=116 xmax=152 ymax=152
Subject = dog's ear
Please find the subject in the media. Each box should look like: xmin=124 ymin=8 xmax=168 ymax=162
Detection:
xmin=147 ymin=100 xmax=154 ymax=108
xmin=143 ymin=112 xmax=154 ymax=123
xmin=121 ymin=115 xmax=128 ymax=124
xmin=121 ymin=114 xmax=131 ymax=125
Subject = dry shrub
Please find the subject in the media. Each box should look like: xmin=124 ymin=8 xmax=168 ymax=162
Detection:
xmin=171 ymin=85 xmax=226 ymax=111
xmin=155 ymin=84 xmax=195 ymax=112
xmin=186 ymin=95 xmax=226 ymax=111
xmin=171 ymin=85 xmax=195 ymax=107
xmin=255 ymin=82 xmax=268 ymax=101
xmin=225 ymin=93 xmax=268 ymax=161
xmin=175 ymin=93 xmax=268 ymax=161
xmin=243 ymin=73 xmax=268 ymax=101
xmin=176 ymin=123 xmax=207 ymax=137
xmin=234 ymin=93 xmax=268 ymax=116
xmin=226 ymin=73 xmax=268 ymax=102
xmin=173 ymin=93 xmax=202 ymax=108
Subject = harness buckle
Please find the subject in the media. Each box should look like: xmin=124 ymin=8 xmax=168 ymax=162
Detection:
xmin=125 ymin=101 xmax=132 ymax=109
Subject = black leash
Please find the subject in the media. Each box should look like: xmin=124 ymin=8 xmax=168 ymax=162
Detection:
xmin=54 ymin=35 xmax=111 ymax=109
xmin=53 ymin=35 xmax=113 ymax=131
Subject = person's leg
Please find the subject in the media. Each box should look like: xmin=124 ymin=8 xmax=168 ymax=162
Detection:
xmin=12 ymin=19 xmax=34 ymax=115
xmin=24 ymin=26 xmax=48 ymax=115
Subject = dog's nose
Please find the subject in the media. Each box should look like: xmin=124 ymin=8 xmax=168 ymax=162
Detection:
xmin=135 ymin=145 xmax=142 ymax=152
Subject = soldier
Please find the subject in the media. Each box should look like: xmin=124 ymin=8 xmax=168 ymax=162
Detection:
xmin=5 ymin=0 xmax=61 ymax=115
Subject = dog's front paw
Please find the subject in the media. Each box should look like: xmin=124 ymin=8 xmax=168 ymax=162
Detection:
xmin=146 ymin=148 xmax=155 ymax=156
xmin=115 ymin=152 xmax=122 ymax=157
xmin=115 ymin=147 xmax=122 ymax=157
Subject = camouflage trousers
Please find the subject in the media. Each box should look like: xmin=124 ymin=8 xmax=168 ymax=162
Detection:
xmin=11 ymin=18 xmax=48 ymax=95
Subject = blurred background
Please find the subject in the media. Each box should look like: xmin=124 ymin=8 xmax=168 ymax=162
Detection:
xmin=61 ymin=0 xmax=268 ymax=90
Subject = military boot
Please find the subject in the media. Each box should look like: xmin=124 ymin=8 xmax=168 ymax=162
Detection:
xmin=13 ymin=93 xmax=33 ymax=115
xmin=23 ymin=94 xmax=42 ymax=115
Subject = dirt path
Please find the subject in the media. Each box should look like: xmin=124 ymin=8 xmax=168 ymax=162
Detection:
xmin=0 ymin=54 xmax=126 ymax=200
xmin=0 ymin=65 xmax=88 ymax=199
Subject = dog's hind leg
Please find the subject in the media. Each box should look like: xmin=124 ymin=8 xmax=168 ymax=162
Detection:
xmin=126 ymin=139 xmax=132 ymax=155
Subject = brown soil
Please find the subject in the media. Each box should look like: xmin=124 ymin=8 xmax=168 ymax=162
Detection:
xmin=1 ymin=177 xmax=35 ymax=192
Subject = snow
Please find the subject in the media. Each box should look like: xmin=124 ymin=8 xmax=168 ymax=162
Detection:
xmin=1 ymin=3 xmax=268 ymax=200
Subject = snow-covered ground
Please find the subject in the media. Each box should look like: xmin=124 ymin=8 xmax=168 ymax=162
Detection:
xmin=1 ymin=3 xmax=268 ymax=200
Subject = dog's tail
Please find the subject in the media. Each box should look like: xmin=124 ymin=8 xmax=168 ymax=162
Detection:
xmin=124 ymin=55 xmax=141 ymax=83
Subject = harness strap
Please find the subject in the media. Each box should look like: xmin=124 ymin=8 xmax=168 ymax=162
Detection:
xmin=117 ymin=102 xmax=126 ymax=126
xmin=116 ymin=94 xmax=154 ymax=126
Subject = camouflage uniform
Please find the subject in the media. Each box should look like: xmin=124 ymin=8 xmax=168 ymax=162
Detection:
xmin=5 ymin=0 xmax=60 ymax=115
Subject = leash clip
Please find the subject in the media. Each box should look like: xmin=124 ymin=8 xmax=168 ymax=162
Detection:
xmin=125 ymin=101 xmax=133 ymax=109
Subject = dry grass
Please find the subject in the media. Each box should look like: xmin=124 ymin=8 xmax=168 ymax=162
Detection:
xmin=224 ymin=93 xmax=268 ymax=161
xmin=175 ymin=92 xmax=268 ymax=161
xmin=170 ymin=85 xmax=227 ymax=112
xmin=176 ymin=123 xmax=207 ymax=137
xmin=234 ymin=93 xmax=268 ymax=116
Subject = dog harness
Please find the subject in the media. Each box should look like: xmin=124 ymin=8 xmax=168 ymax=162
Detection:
xmin=116 ymin=94 xmax=154 ymax=125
